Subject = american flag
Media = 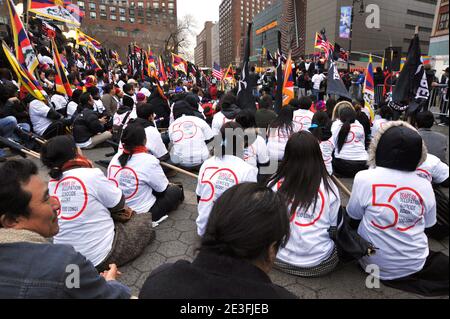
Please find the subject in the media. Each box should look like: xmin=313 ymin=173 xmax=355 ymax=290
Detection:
xmin=212 ymin=62 xmax=223 ymax=80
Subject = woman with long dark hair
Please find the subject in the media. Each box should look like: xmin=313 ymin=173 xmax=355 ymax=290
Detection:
xmin=331 ymin=107 xmax=368 ymax=177
xmin=41 ymin=135 xmax=154 ymax=272
xmin=267 ymin=106 xmax=296 ymax=161
xmin=108 ymin=121 xmax=183 ymax=224
xmin=268 ymin=132 xmax=340 ymax=277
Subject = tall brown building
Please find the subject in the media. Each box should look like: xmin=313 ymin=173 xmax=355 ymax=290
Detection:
xmin=219 ymin=0 xmax=272 ymax=67
xmin=73 ymin=0 xmax=177 ymax=58
xmin=194 ymin=21 xmax=215 ymax=68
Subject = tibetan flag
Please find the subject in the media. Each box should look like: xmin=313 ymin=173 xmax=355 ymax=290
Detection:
xmin=282 ymin=53 xmax=294 ymax=106
xmin=28 ymin=0 xmax=80 ymax=27
xmin=171 ymin=53 xmax=188 ymax=75
xmin=76 ymin=29 xmax=101 ymax=52
xmin=158 ymin=56 xmax=168 ymax=82
xmin=2 ymin=41 xmax=46 ymax=101
xmin=7 ymin=0 xmax=39 ymax=73
xmin=110 ymin=50 xmax=120 ymax=63
xmin=87 ymin=49 xmax=102 ymax=70
xmin=223 ymin=64 xmax=234 ymax=81
xmin=51 ymin=38 xmax=73 ymax=97
xmin=64 ymin=0 xmax=84 ymax=24
xmin=148 ymin=49 xmax=157 ymax=70
xmin=400 ymin=57 xmax=407 ymax=71
xmin=42 ymin=21 xmax=57 ymax=39
xmin=363 ymin=55 xmax=376 ymax=122
xmin=421 ymin=55 xmax=431 ymax=65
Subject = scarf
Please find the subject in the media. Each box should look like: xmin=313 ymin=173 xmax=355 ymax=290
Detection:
xmin=0 ymin=229 xmax=49 ymax=245
xmin=61 ymin=155 xmax=94 ymax=173
xmin=123 ymin=146 xmax=148 ymax=155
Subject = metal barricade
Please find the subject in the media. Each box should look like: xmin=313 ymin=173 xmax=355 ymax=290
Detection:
xmin=428 ymin=87 xmax=449 ymax=118
xmin=375 ymin=85 xmax=385 ymax=107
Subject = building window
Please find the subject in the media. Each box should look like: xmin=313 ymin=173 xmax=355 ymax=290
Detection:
xmin=89 ymin=2 xmax=96 ymax=11
xmin=406 ymin=9 xmax=434 ymax=19
xmin=100 ymin=12 xmax=107 ymax=19
xmin=120 ymin=16 xmax=126 ymax=22
xmin=90 ymin=11 xmax=97 ymax=19
xmin=130 ymin=17 xmax=135 ymax=23
xmin=99 ymin=4 xmax=106 ymax=12
xmin=77 ymin=1 xmax=85 ymax=9
xmin=119 ymin=8 xmax=125 ymax=15
xmin=110 ymin=14 xmax=116 ymax=20
xmin=438 ymin=12 xmax=449 ymax=31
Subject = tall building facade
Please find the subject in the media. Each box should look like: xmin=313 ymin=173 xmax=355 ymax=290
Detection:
xmin=219 ymin=0 xmax=273 ymax=67
xmin=211 ymin=22 xmax=220 ymax=67
xmin=429 ymin=0 xmax=449 ymax=78
xmin=304 ymin=0 xmax=437 ymax=60
xmin=194 ymin=21 xmax=214 ymax=68
xmin=253 ymin=0 xmax=306 ymax=65
xmin=73 ymin=0 xmax=178 ymax=58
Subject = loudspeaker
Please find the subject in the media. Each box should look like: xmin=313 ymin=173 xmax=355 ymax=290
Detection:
xmin=384 ymin=47 xmax=402 ymax=72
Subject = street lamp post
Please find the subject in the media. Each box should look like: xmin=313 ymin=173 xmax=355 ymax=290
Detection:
xmin=348 ymin=0 xmax=365 ymax=72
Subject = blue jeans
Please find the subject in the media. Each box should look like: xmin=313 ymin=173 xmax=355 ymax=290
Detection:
xmin=0 ymin=116 xmax=17 ymax=138
xmin=311 ymin=89 xmax=320 ymax=101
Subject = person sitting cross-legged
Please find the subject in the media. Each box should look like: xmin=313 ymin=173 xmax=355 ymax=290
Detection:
xmin=40 ymin=135 xmax=154 ymax=272
xmin=108 ymin=122 xmax=183 ymax=224
xmin=347 ymin=121 xmax=449 ymax=297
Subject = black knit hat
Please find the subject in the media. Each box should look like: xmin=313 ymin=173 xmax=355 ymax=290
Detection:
xmin=173 ymin=100 xmax=195 ymax=119
xmin=375 ymin=126 xmax=423 ymax=172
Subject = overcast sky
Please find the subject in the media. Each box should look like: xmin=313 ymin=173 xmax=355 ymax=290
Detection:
xmin=177 ymin=0 xmax=221 ymax=58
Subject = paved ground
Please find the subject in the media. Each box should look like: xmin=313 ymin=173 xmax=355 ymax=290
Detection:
xmin=26 ymin=124 xmax=449 ymax=299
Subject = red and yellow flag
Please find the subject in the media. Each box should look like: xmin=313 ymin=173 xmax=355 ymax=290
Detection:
xmin=51 ymin=38 xmax=73 ymax=97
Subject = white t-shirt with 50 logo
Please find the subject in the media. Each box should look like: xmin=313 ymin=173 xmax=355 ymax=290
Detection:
xmin=169 ymin=115 xmax=214 ymax=167
xmin=196 ymin=155 xmax=258 ymax=236
xmin=347 ymin=167 xmax=437 ymax=280
xmin=331 ymin=120 xmax=368 ymax=161
xmin=272 ymin=179 xmax=341 ymax=268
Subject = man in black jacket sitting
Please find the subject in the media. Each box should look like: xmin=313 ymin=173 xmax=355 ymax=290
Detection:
xmin=73 ymin=92 xmax=112 ymax=149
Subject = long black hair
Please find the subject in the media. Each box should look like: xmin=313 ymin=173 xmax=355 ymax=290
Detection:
xmin=70 ymin=89 xmax=82 ymax=105
xmin=118 ymin=121 xmax=146 ymax=167
xmin=336 ymin=107 xmax=357 ymax=153
xmin=219 ymin=121 xmax=244 ymax=158
xmin=41 ymin=135 xmax=78 ymax=180
xmin=309 ymin=111 xmax=331 ymax=142
xmin=269 ymin=106 xmax=294 ymax=136
xmin=268 ymin=131 xmax=335 ymax=216
xmin=202 ymin=183 xmax=290 ymax=263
